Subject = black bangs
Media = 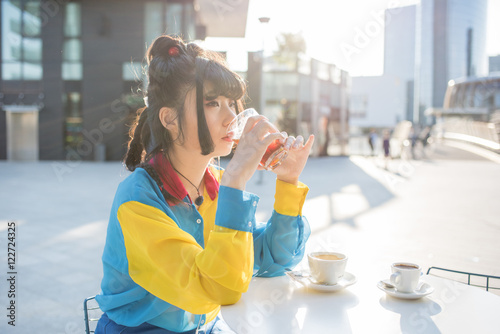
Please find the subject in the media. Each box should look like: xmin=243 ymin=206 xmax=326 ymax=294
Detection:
xmin=199 ymin=57 xmax=246 ymax=101
xmin=194 ymin=55 xmax=246 ymax=156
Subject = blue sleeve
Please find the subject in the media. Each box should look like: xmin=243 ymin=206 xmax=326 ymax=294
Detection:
xmin=215 ymin=186 xmax=259 ymax=232
xmin=252 ymin=211 xmax=311 ymax=277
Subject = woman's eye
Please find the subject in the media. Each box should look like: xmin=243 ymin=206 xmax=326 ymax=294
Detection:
xmin=229 ymin=101 xmax=236 ymax=108
xmin=206 ymin=101 xmax=219 ymax=107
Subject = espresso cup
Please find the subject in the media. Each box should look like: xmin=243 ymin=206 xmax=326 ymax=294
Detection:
xmin=308 ymin=252 xmax=347 ymax=285
xmin=390 ymin=262 xmax=421 ymax=293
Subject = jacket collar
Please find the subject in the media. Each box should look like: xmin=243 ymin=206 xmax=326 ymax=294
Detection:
xmin=149 ymin=153 xmax=219 ymax=205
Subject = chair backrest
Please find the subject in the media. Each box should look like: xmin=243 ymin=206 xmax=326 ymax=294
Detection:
xmin=84 ymin=296 xmax=102 ymax=334
xmin=427 ymin=266 xmax=500 ymax=295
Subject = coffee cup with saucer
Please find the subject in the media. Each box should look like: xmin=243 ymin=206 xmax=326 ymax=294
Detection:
xmin=377 ymin=262 xmax=434 ymax=299
xmin=286 ymin=251 xmax=356 ymax=292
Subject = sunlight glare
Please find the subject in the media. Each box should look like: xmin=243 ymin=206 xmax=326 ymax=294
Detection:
xmin=295 ymin=307 xmax=308 ymax=330
xmin=204 ymin=0 xmax=500 ymax=76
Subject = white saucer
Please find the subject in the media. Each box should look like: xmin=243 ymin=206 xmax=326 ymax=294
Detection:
xmin=377 ymin=280 xmax=434 ymax=299
xmin=286 ymin=271 xmax=357 ymax=292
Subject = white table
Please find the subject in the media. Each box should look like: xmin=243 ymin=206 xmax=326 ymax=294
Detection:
xmin=221 ymin=274 xmax=500 ymax=334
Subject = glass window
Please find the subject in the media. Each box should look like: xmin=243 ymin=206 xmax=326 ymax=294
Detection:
xmin=64 ymin=2 xmax=81 ymax=37
xmin=144 ymin=1 xmax=196 ymax=46
xmin=4 ymin=1 xmax=21 ymax=36
xmin=454 ymin=84 xmax=465 ymax=108
xmin=330 ymin=66 xmax=342 ymax=84
xmin=165 ymin=3 xmax=183 ymax=36
xmin=463 ymin=83 xmax=474 ymax=108
xmin=473 ymin=81 xmax=487 ymax=108
xmin=63 ymin=39 xmax=81 ymax=62
xmin=22 ymin=37 xmax=42 ymax=62
xmin=494 ymin=92 xmax=500 ymax=109
xmin=23 ymin=1 xmax=41 ymax=37
xmin=317 ymin=62 xmax=329 ymax=81
xmin=145 ymin=2 xmax=163 ymax=47
xmin=62 ymin=63 xmax=82 ymax=80
xmin=493 ymin=81 xmax=500 ymax=109
xmin=480 ymin=81 xmax=500 ymax=109
xmin=22 ymin=61 xmax=42 ymax=79
xmin=62 ymin=2 xmax=82 ymax=80
xmin=2 ymin=62 xmax=22 ymax=80
xmin=3 ymin=35 xmax=22 ymax=62
xmin=1 ymin=0 xmax=42 ymax=80
xmin=184 ymin=3 xmax=195 ymax=40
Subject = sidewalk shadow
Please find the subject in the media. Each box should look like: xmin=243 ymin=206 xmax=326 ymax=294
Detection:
xmin=245 ymin=156 xmax=395 ymax=230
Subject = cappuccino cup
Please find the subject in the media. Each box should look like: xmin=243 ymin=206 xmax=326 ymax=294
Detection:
xmin=308 ymin=252 xmax=347 ymax=285
xmin=390 ymin=262 xmax=421 ymax=293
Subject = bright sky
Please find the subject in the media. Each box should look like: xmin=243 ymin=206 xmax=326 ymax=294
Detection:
xmin=203 ymin=0 xmax=500 ymax=77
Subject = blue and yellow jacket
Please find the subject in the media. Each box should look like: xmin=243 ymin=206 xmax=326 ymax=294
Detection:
xmin=96 ymin=157 xmax=310 ymax=332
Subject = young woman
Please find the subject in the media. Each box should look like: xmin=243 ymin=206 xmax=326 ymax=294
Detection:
xmin=95 ymin=35 xmax=314 ymax=334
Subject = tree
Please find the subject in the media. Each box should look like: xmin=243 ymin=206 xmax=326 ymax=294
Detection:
xmin=273 ymin=32 xmax=306 ymax=68
xmin=276 ymin=32 xmax=306 ymax=54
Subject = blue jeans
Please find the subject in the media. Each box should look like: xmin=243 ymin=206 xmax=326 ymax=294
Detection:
xmin=95 ymin=313 xmax=235 ymax=334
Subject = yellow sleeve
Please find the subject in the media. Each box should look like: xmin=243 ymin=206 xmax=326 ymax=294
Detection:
xmin=274 ymin=179 xmax=309 ymax=216
xmin=117 ymin=201 xmax=254 ymax=315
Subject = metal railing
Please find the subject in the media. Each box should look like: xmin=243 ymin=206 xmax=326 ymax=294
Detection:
xmin=427 ymin=267 xmax=500 ymax=294
xmin=84 ymin=296 xmax=101 ymax=334
xmin=436 ymin=119 xmax=500 ymax=151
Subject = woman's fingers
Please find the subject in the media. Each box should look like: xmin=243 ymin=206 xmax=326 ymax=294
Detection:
xmin=283 ymin=135 xmax=307 ymax=151
xmin=263 ymin=132 xmax=313 ymax=152
xmin=304 ymin=134 xmax=315 ymax=150
xmin=242 ymin=115 xmax=267 ymax=135
xmin=242 ymin=115 xmax=279 ymax=135
xmin=250 ymin=119 xmax=282 ymax=141
xmin=271 ymin=134 xmax=315 ymax=182
xmin=261 ymin=131 xmax=286 ymax=147
xmin=299 ymin=135 xmax=315 ymax=156
xmin=292 ymin=135 xmax=305 ymax=149
xmin=283 ymin=134 xmax=294 ymax=150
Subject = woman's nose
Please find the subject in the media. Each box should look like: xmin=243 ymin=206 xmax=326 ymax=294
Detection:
xmin=223 ymin=105 xmax=237 ymax=126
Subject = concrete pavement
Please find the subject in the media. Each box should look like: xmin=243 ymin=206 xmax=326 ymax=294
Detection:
xmin=0 ymin=141 xmax=499 ymax=333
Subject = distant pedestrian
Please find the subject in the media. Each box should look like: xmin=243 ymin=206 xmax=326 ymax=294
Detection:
xmin=419 ymin=126 xmax=432 ymax=157
xmin=383 ymin=130 xmax=391 ymax=169
xmin=368 ymin=129 xmax=378 ymax=156
xmin=410 ymin=127 xmax=418 ymax=159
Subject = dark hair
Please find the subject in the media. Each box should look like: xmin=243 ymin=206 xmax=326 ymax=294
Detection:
xmin=124 ymin=35 xmax=246 ymax=171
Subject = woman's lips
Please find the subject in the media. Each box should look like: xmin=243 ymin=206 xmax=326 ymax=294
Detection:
xmin=222 ymin=131 xmax=235 ymax=142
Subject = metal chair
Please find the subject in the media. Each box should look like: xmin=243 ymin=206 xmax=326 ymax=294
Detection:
xmin=84 ymin=296 xmax=102 ymax=334
xmin=427 ymin=266 xmax=500 ymax=295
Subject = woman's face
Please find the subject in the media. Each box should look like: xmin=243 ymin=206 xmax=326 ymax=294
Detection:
xmin=179 ymin=83 xmax=237 ymax=158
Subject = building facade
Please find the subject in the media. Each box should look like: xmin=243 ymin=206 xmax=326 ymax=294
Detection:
xmin=414 ymin=0 xmax=488 ymax=124
xmin=490 ymin=55 xmax=500 ymax=74
xmin=351 ymin=0 xmax=488 ymax=128
xmin=350 ymin=5 xmax=416 ymax=128
xmin=0 ymin=0 xmax=249 ymax=161
xmin=247 ymin=53 xmax=350 ymax=156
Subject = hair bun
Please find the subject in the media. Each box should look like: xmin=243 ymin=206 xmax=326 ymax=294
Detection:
xmin=147 ymin=35 xmax=184 ymax=63
xmin=186 ymin=42 xmax=204 ymax=58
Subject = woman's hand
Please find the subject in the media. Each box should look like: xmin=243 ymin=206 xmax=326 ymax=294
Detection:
xmin=221 ymin=116 xmax=286 ymax=190
xmin=272 ymin=134 xmax=315 ymax=185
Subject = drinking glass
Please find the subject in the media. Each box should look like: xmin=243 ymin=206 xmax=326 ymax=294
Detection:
xmin=227 ymin=108 xmax=288 ymax=170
